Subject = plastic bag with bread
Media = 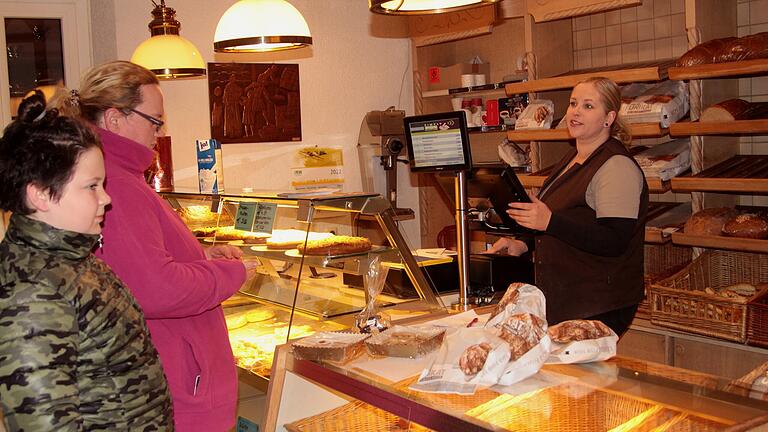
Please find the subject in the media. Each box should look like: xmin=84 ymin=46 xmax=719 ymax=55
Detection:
xmin=546 ymin=320 xmax=619 ymax=364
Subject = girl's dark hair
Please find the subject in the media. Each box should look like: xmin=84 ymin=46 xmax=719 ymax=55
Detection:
xmin=0 ymin=90 xmax=102 ymax=215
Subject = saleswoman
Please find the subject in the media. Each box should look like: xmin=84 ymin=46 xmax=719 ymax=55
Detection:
xmin=487 ymin=77 xmax=649 ymax=336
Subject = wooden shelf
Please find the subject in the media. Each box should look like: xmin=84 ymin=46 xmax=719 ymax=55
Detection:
xmin=518 ymin=167 xmax=669 ymax=193
xmin=670 ymin=119 xmax=768 ymax=137
xmin=671 ymin=232 xmax=768 ymax=253
xmin=668 ymin=58 xmax=768 ymax=81
xmin=506 ymin=122 xmax=668 ymax=142
xmin=504 ymin=60 xmax=674 ymax=94
xmin=671 ymin=156 xmax=768 ymax=193
xmin=422 ymin=75 xmax=527 ymax=98
xmin=644 ymin=202 xmax=690 ymax=244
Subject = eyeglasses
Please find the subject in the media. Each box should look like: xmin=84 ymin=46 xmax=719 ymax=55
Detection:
xmin=126 ymin=108 xmax=165 ymax=132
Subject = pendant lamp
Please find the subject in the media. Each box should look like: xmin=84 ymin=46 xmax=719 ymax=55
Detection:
xmin=131 ymin=0 xmax=206 ymax=79
xmin=369 ymin=0 xmax=499 ymax=15
xmin=214 ymin=0 xmax=312 ymax=53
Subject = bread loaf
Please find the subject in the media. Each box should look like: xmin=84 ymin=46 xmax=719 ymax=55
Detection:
xmin=548 ymin=320 xmax=613 ymax=343
xmin=701 ymin=99 xmax=768 ymax=122
xmin=722 ymin=213 xmax=768 ymax=239
xmin=459 ymin=343 xmax=492 ymax=375
xmin=684 ymin=207 xmax=738 ymax=236
xmin=498 ymin=313 xmax=546 ymax=360
xmin=676 ymin=32 xmax=768 ymax=67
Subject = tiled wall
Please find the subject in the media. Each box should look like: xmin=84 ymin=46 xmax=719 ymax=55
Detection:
xmin=571 ymin=0 xmax=687 ymax=70
xmin=738 ymin=0 xmax=768 ymax=205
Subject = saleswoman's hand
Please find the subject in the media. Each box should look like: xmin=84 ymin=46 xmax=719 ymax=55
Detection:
xmin=205 ymin=244 xmax=244 ymax=260
xmin=507 ymin=194 xmax=552 ymax=231
xmin=484 ymin=237 xmax=528 ymax=256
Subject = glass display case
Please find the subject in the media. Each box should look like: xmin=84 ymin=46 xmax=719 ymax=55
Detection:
xmin=264 ymin=312 xmax=768 ymax=432
xmin=163 ymin=190 xmax=447 ymax=388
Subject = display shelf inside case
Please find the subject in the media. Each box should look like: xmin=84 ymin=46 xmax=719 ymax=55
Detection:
xmin=671 ymin=155 xmax=768 ymax=193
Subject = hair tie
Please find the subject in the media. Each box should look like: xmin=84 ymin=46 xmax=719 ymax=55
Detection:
xmin=33 ymin=109 xmax=46 ymax=122
xmin=70 ymin=89 xmax=80 ymax=107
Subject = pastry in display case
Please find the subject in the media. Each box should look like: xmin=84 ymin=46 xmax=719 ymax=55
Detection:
xmin=162 ymin=190 xmax=445 ymax=386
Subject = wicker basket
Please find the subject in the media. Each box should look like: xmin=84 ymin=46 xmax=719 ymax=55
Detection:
xmin=648 ymin=250 xmax=768 ymax=343
xmin=640 ymin=243 xmax=692 ymax=320
xmin=747 ymin=289 xmax=768 ymax=348
xmin=285 ymin=400 xmax=433 ymax=432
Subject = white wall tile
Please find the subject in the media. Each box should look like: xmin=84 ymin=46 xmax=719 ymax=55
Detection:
xmin=621 ymin=7 xmax=638 ymax=23
xmin=622 ymin=42 xmax=639 ymax=63
xmin=750 ymin=0 xmax=768 ymax=24
xmin=606 ymin=24 xmax=622 ymax=44
xmin=740 ymin=77 xmax=753 ymax=97
xmin=591 ymin=27 xmax=607 ymax=47
xmin=654 ymin=37 xmax=672 ymax=59
xmin=637 ymin=19 xmax=654 ymax=41
xmin=607 ymin=44 xmax=622 ymax=65
xmin=654 ymin=0 xmax=671 ymax=17
xmin=670 ymin=0 xmax=684 ymax=14
xmin=654 ymin=15 xmax=672 ymax=38
xmin=622 ymin=21 xmax=639 ymax=42
xmin=592 ymin=47 xmax=607 ymax=67
xmin=576 ymin=30 xmax=592 ymax=50
xmin=574 ymin=15 xmax=591 ymax=31
xmin=753 ymin=76 xmax=768 ymax=96
xmin=638 ymin=40 xmax=655 ymax=61
xmin=606 ymin=9 xmax=621 ymax=25
xmin=738 ymin=2 xmax=750 ymax=26
xmin=575 ymin=49 xmax=592 ymax=69
xmin=671 ymin=35 xmax=688 ymax=57
xmin=591 ymin=12 xmax=606 ymax=28
xmin=637 ymin=0 xmax=654 ymax=20
xmin=670 ymin=13 xmax=686 ymax=36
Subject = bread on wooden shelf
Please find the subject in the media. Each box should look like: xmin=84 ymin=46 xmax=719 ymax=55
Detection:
xmin=683 ymin=207 xmax=738 ymax=236
xmin=675 ymin=32 xmax=768 ymax=67
xmin=700 ymin=99 xmax=768 ymax=122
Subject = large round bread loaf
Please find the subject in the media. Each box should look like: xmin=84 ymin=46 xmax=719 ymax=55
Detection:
xmin=684 ymin=207 xmax=738 ymax=236
xmin=676 ymin=32 xmax=768 ymax=67
xmin=701 ymin=99 xmax=768 ymax=122
xmin=722 ymin=213 xmax=768 ymax=239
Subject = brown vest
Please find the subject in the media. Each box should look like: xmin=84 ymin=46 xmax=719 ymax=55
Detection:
xmin=535 ymin=138 xmax=649 ymax=324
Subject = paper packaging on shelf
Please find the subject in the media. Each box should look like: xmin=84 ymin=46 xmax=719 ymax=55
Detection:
xmin=633 ymin=139 xmax=691 ymax=181
xmin=426 ymin=62 xmax=491 ymax=91
xmin=515 ymin=100 xmax=554 ymax=130
xmin=196 ymin=138 xmax=225 ymax=193
xmin=619 ymin=81 xmax=689 ymax=127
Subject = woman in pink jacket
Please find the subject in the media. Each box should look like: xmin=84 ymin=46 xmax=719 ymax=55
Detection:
xmin=54 ymin=60 xmax=248 ymax=432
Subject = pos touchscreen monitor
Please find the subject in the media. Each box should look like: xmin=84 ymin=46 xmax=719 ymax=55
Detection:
xmin=403 ymin=111 xmax=472 ymax=173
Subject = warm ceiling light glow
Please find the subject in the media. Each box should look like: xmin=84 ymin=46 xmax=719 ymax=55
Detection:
xmin=214 ymin=0 xmax=312 ymax=53
xmin=369 ymin=0 xmax=499 ymax=15
xmin=130 ymin=0 xmax=206 ymax=79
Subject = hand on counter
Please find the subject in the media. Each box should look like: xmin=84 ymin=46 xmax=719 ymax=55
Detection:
xmin=205 ymin=244 xmax=243 ymax=260
xmin=484 ymin=237 xmax=528 ymax=256
xmin=507 ymin=194 xmax=552 ymax=231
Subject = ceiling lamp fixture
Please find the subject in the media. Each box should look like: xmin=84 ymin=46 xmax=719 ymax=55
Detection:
xmin=369 ymin=0 xmax=499 ymax=15
xmin=131 ymin=0 xmax=206 ymax=79
xmin=214 ymin=0 xmax=312 ymax=53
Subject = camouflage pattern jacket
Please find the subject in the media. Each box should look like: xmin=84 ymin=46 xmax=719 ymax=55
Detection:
xmin=0 ymin=214 xmax=173 ymax=431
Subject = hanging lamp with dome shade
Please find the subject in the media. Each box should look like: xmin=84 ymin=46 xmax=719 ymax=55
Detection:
xmin=369 ymin=0 xmax=499 ymax=15
xmin=213 ymin=0 xmax=312 ymax=53
xmin=130 ymin=0 xmax=206 ymax=79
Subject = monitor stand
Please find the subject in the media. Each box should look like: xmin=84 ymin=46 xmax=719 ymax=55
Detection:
xmin=453 ymin=170 xmax=473 ymax=310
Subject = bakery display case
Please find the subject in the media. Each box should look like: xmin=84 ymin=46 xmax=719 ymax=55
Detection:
xmin=264 ymin=310 xmax=768 ymax=432
xmin=163 ymin=190 xmax=446 ymax=388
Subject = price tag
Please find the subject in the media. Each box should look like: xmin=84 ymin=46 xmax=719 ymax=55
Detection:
xmin=234 ymin=202 xmax=277 ymax=234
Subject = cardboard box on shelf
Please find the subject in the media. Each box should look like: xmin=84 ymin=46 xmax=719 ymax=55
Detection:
xmin=425 ymin=62 xmax=491 ymax=91
xmin=196 ymin=138 xmax=225 ymax=194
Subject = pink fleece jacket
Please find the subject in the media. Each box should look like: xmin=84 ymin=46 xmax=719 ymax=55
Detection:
xmin=94 ymin=128 xmax=246 ymax=432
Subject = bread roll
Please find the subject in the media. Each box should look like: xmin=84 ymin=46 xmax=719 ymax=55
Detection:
xmin=701 ymin=99 xmax=768 ymax=122
xmin=684 ymin=207 xmax=738 ymax=236
xmin=459 ymin=343 xmax=492 ymax=376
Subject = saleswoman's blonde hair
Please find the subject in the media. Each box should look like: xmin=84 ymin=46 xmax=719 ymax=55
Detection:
xmin=51 ymin=60 xmax=158 ymax=125
xmin=577 ymin=76 xmax=632 ymax=148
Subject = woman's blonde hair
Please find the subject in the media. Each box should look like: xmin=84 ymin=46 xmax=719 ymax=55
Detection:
xmin=577 ymin=76 xmax=631 ymax=147
xmin=51 ymin=60 xmax=158 ymax=124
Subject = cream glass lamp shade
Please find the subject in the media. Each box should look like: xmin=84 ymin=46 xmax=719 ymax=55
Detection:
xmin=369 ymin=0 xmax=499 ymax=14
xmin=214 ymin=0 xmax=312 ymax=52
xmin=131 ymin=35 xmax=206 ymax=79
xmin=131 ymin=0 xmax=206 ymax=79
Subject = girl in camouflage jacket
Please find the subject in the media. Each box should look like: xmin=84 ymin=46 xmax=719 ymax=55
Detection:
xmin=0 ymin=92 xmax=173 ymax=431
